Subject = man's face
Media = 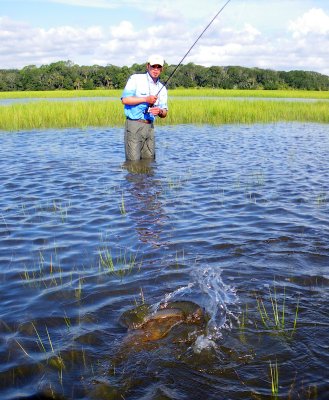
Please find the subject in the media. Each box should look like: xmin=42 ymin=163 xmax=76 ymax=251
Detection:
xmin=147 ymin=63 xmax=163 ymax=79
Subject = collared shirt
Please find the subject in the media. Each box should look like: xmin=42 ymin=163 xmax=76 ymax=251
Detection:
xmin=121 ymin=72 xmax=168 ymax=122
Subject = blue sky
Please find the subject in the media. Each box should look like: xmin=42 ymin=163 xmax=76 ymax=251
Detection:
xmin=1 ymin=0 xmax=329 ymax=74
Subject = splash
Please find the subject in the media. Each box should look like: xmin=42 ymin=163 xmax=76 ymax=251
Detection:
xmin=158 ymin=265 xmax=237 ymax=352
xmin=193 ymin=265 xmax=237 ymax=340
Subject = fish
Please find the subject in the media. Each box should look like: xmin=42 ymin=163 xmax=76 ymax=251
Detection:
xmin=119 ymin=300 xmax=208 ymax=343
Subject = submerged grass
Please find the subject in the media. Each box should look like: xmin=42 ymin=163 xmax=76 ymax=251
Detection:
xmin=1 ymin=90 xmax=329 ymax=131
xmin=255 ymin=285 xmax=300 ymax=337
xmin=238 ymin=283 xmax=300 ymax=339
xmin=269 ymin=359 xmax=279 ymax=397
xmin=98 ymin=245 xmax=141 ymax=277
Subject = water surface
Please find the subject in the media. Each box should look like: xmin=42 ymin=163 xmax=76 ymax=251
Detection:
xmin=0 ymin=123 xmax=328 ymax=399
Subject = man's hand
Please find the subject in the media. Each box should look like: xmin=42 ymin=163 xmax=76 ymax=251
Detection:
xmin=148 ymin=107 xmax=167 ymax=118
xmin=146 ymin=95 xmax=158 ymax=105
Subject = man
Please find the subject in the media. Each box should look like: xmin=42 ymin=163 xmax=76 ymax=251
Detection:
xmin=121 ymin=55 xmax=168 ymax=161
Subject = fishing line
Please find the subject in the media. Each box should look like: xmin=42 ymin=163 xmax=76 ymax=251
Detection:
xmin=158 ymin=0 xmax=232 ymax=94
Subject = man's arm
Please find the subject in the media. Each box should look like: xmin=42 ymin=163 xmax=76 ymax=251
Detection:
xmin=121 ymin=95 xmax=157 ymax=106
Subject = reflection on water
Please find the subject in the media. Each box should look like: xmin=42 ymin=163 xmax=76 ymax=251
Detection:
xmin=122 ymin=160 xmax=167 ymax=248
xmin=0 ymin=123 xmax=329 ymax=399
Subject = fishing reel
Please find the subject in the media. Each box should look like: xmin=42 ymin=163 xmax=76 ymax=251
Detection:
xmin=145 ymin=105 xmax=156 ymax=114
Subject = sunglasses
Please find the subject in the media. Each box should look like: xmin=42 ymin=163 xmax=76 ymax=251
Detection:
xmin=150 ymin=64 xmax=162 ymax=69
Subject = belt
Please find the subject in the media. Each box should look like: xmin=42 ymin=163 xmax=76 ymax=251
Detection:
xmin=127 ymin=118 xmax=152 ymax=124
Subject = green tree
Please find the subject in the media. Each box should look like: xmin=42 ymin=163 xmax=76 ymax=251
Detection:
xmin=1 ymin=60 xmax=329 ymax=92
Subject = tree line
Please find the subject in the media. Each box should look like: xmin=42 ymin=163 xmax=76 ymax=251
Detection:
xmin=1 ymin=60 xmax=329 ymax=92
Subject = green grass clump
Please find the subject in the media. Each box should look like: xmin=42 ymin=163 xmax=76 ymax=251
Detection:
xmin=269 ymin=359 xmax=279 ymax=397
xmin=0 ymin=89 xmax=121 ymax=99
xmin=0 ymin=100 xmax=123 ymax=130
xmin=256 ymin=285 xmax=299 ymax=337
xmin=170 ymin=88 xmax=329 ymax=100
xmin=98 ymin=246 xmax=141 ymax=278
xmin=163 ymin=99 xmax=329 ymax=125
xmin=1 ymin=91 xmax=329 ymax=131
xmin=2 ymin=88 xmax=329 ymax=100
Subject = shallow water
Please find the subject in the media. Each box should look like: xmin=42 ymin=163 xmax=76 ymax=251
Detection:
xmin=0 ymin=123 xmax=329 ymax=399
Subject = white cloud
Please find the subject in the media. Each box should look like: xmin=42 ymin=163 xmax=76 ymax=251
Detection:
xmin=110 ymin=21 xmax=137 ymax=40
xmin=283 ymin=8 xmax=329 ymax=74
xmin=288 ymin=8 xmax=329 ymax=38
xmin=219 ymin=23 xmax=261 ymax=44
xmin=0 ymin=17 xmax=104 ymax=67
xmin=1 ymin=7 xmax=329 ymax=75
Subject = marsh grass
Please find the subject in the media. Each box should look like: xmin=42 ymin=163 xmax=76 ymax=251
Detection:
xmin=119 ymin=192 xmax=126 ymax=215
xmin=98 ymin=246 xmax=141 ymax=277
xmin=16 ymin=322 xmax=66 ymax=385
xmin=1 ymin=88 xmax=329 ymax=100
xmin=237 ymin=284 xmax=299 ymax=340
xmin=14 ymin=199 xmax=70 ymax=224
xmin=255 ymin=285 xmax=299 ymax=337
xmin=0 ymin=89 xmax=121 ymax=99
xmin=52 ymin=200 xmax=70 ymax=222
xmin=21 ymin=239 xmax=141 ymax=291
xmin=1 ymin=93 xmax=329 ymax=131
xmin=75 ymin=277 xmax=83 ymax=300
xmin=238 ymin=304 xmax=249 ymax=334
xmin=170 ymin=88 xmax=329 ymax=100
xmin=165 ymin=99 xmax=329 ymax=125
xmin=21 ymin=250 xmax=65 ymax=288
xmin=32 ymin=322 xmax=47 ymax=353
xmin=0 ymin=100 xmax=123 ymax=131
xmin=14 ymin=339 xmax=31 ymax=358
xmin=315 ymin=192 xmax=328 ymax=205
xmin=269 ymin=359 xmax=279 ymax=397
xmin=33 ymin=323 xmax=65 ymax=387
xmin=175 ymin=249 xmax=185 ymax=269
xmin=63 ymin=311 xmax=71 ymax=331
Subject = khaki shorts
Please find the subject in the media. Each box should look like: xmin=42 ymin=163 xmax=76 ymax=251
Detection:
xmin=124 ymin=119 xmax=155 ymax=161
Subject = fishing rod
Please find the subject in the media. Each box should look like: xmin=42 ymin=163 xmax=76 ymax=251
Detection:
xmin=157 ymin=0 xmax=232 ymax=95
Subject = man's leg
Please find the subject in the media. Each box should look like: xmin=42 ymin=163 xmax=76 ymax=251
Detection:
xmin=141 ymin=125 xmax=155 ymax=159
xmin=124 ymin=120 xmax=142 ymax=161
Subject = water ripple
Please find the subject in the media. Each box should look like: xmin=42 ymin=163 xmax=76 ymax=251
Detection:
xmin=1 ymin=123 xmax=329 ymax=399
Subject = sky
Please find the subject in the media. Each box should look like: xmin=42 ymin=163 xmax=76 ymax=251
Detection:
xmin=1 ymin=0 xmax=329 ymax=75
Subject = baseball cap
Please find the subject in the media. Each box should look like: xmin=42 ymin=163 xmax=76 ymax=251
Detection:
xmin=147 ymin=54 xmax=164 ymax=67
